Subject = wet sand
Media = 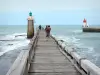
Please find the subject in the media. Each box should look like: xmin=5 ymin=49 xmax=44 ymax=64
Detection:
xmin=0 ymin=46 xmax=28 ymax=75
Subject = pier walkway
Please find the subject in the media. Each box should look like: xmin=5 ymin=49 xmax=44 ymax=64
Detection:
xmin=28 ymin=30 xmax=80 ymax=75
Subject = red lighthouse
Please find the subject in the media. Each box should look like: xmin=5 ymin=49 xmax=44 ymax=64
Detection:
xmin=83 ymin=18 xmax=87 ymax=23
xmin=83 ymin=18 xmax=88 ymax=27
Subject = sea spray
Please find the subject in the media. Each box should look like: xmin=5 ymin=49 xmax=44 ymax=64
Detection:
xmin=0 ymin=33 xmax=30 ymax=57
xmin=52 ymin=34 xmax=100 ymax=66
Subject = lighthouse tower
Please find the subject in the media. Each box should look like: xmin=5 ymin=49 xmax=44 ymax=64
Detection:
xmin=83 ymin=18 xmax=89 ymax=27
xmin=27 ymin=12 xmax=34 ymax=39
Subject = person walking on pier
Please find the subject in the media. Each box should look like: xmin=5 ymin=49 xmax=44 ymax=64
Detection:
xmin=39 ymin=25 xmax=41 ymax=30
xmin=45 ymin=25 xmax=51 ymax=38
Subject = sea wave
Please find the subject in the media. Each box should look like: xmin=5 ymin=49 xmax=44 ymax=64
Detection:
xmin=73 ymin=30 xmax=82 ymax=33
xmin=0 ymin=33 xmax=29 ymax=57
xmin=52 ymin=34 xmax=100 ymax=65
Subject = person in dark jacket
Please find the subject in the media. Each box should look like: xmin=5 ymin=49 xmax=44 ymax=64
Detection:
xmin=39 ymin=25 xmax=41 ymax=30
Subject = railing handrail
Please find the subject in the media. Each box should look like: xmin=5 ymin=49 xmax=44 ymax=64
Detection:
xmin=51 ymin=35 xmax=100 ymax=75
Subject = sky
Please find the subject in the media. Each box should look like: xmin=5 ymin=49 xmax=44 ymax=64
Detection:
xmin=0 ymin=0 xmax=100 ymax=25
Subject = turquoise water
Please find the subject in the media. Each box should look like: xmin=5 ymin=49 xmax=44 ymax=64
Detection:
xmin=0 ymin=25 xmax=100 ymax=67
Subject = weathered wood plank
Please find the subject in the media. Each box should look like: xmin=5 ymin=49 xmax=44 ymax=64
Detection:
xmin=28 ymin=30 xmax=81 ymax=75
xmin=29 ymin=72 xmax=81 ymax=75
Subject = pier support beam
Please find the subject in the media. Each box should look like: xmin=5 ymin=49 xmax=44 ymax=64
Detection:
xmin=27 ymin=12 xmax=34 ymax=39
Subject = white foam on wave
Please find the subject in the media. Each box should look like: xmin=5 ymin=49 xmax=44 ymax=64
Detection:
xmin=73 ymin=30 xmax=82 ymax=33
xmin=77 ymin=45 xmax=100 ymax=64
xmin=52 ymin=34 xmax=100 ymax=64
xmin=13 ymin=33 xmax=27 ymax=39
xmin=13 ymin=33 xmax=26 ymax=36
xmin=0 ymin=33 xmax=29 ymax=56
xmin=53 ymin=35 xmax=80 ymax=46
xmin=0 ymin=33 xmax=27 ymax=41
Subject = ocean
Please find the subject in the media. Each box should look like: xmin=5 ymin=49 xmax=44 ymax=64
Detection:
xmin=0 ymin=25 xmax=100 ymax=74
xmin=0 ymin=25 xmax=29 ymax=56
xmin=50 ymin=25 xmax=100 ymax=67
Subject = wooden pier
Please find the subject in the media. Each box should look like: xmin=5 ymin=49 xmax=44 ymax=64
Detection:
xmin=28 ymin=30 xmax=80 ymax=75
xmin=6 ymin=29 xmax=100 ymax=75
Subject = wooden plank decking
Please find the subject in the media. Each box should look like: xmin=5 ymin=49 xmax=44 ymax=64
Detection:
xmin=28 ymin=30 xmax=81 ymax=75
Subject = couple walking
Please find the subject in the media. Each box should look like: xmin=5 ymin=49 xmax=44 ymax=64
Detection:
xmin=45 ymin=25 xmax=51 ymax=38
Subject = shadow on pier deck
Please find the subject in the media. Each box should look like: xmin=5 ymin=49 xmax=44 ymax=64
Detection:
xmin=28 ymin=30 xmax=80 ymax=75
